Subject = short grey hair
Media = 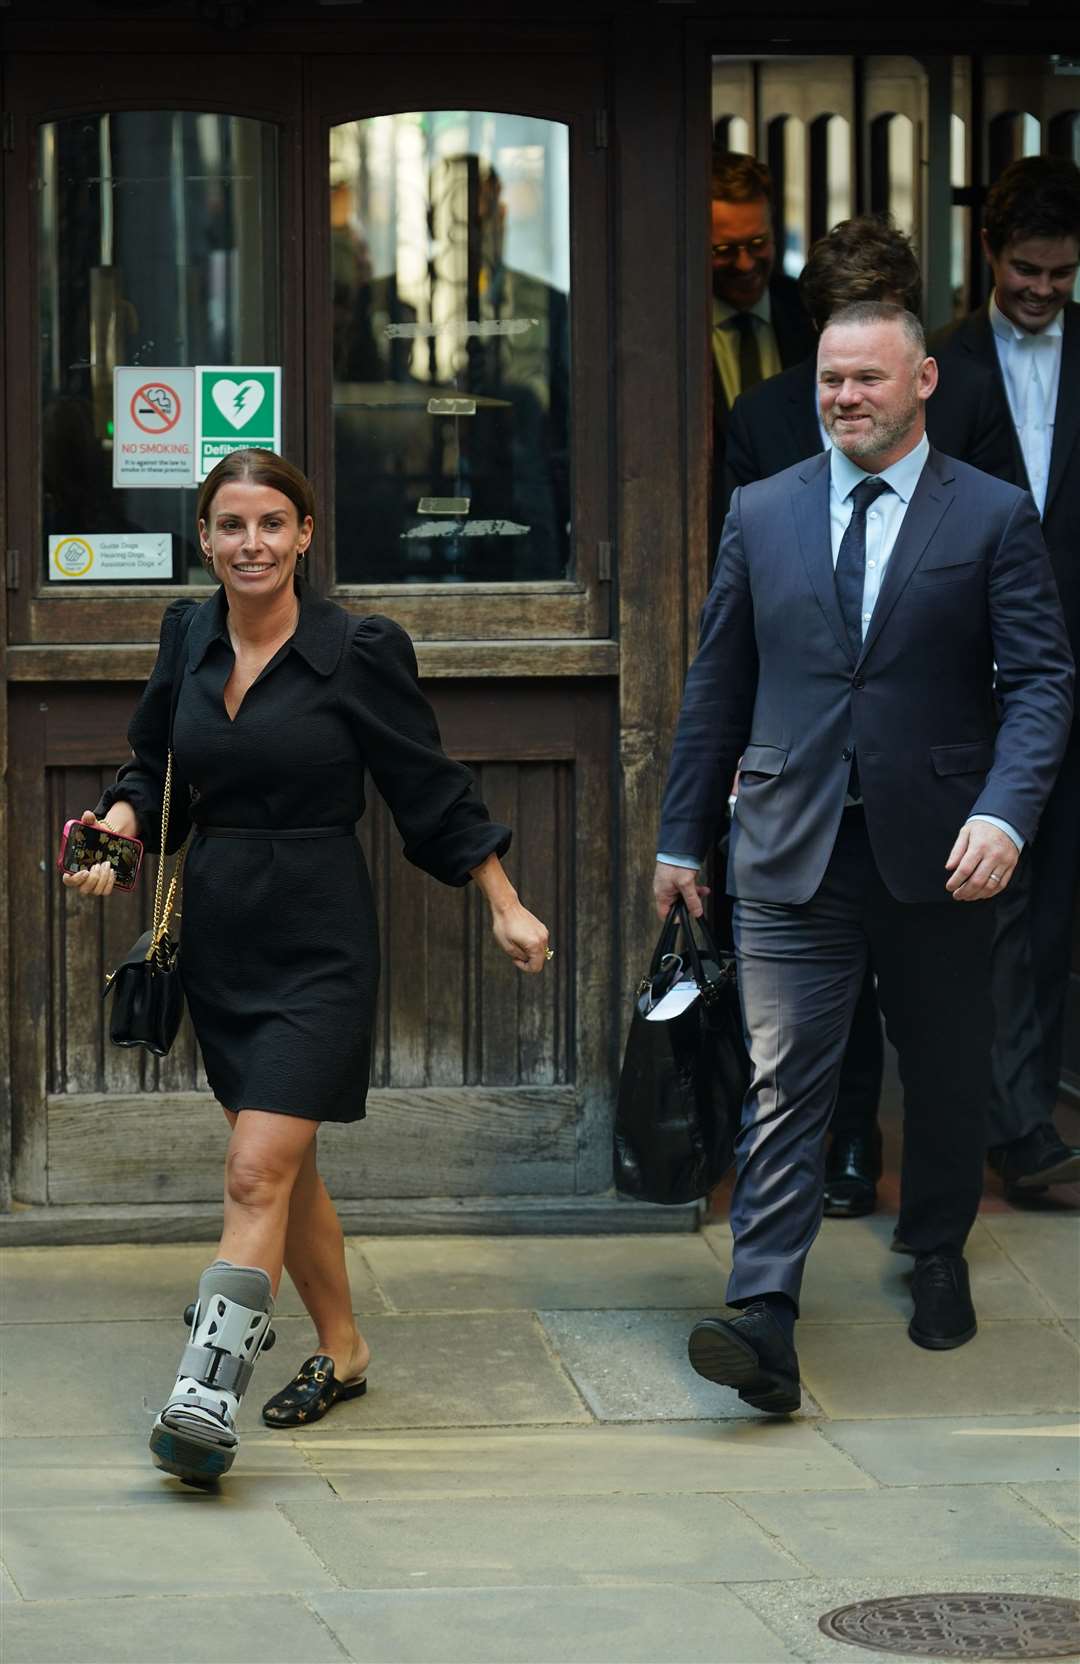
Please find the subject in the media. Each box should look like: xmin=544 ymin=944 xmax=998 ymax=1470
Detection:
xmin=824 ymin=300 xmax=927 ymax=359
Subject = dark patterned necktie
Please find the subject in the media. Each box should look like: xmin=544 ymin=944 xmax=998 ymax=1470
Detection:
xmin=729 ymin=311 xmax=762 ymax=393
xmin=835 ymin=476 xmax=890 ymax=801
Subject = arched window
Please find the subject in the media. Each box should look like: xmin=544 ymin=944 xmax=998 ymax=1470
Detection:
xmin=712 ymin=114 xmax=751 ymax=154
xmin=1048 ymin=110 xmax=1080 ymax=163
xmin=809 ymin=113 xmax=851 ymax=243
xmin=767 ymin=114 xmax=807 ymax=277
xmin=989 ymin=111 xmax=1041 ymax=180
xmin=870 ymin=112 xmax=916 ymax=236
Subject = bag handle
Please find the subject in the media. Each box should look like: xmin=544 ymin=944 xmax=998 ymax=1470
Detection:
xmin=147 ymin=606 xmax=195 ymax=961
xmin=667 ymin=899 xmax=726 ymax=988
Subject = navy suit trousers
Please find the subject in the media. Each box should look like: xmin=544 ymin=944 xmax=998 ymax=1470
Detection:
xmin=727 ymin=808 xmax=994 ymax=1310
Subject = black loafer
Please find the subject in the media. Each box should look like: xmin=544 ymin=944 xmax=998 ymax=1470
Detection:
xmin=262 ymin=1354 xmax=368 ymax=1427
xmin=987 ymin=1122 xmax=1080 ymax=1197
xmin=909 ymin=1254 xmax=976 ymax=1350
xmin=823 ymin=1129 xmax=882 ymax=1219
xmin=688 ymin=1306 xmax=801 ymax=1414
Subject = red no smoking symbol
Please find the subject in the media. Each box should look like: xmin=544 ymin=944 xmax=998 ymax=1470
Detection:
xmin=131 ymin=381 xmax=182 ymax=435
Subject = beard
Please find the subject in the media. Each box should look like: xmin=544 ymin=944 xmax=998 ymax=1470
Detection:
xmin=826 ymin=383 xmax=920 ymax=464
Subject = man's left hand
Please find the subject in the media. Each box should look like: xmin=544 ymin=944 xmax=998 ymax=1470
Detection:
xmin=945 ymin=821 xmax=1019 ymax=901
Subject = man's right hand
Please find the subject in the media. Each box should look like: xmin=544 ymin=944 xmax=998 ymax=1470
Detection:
xmin=653 ymin=861 xmax=709 ymax=921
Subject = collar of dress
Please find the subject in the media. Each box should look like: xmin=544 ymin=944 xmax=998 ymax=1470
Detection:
xmin=187 ymin=582 xmax=350 ymax=677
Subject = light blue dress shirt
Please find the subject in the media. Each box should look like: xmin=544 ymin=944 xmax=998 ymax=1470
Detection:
xmin=658 ymin=432 xmax=1021 ymax=868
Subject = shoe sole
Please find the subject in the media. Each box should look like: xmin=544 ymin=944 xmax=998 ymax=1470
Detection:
xmin=823 ymin=1195 xmax=877 ymax=1219
xmin=1008 ymin=1154 xmax=1080 ymax=1191
xmin=149 ymin=1421 xmax=236 ymax=1486
xmin=908 ymin=1318 xmax=977 ymax=1351
xmin=688 ymin=1325 xmax=800 ymax=1414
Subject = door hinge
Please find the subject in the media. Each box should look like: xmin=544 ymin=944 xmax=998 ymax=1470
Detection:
xmin=1 ymin=113 xmax=14 ymax=154
xmin=594 ymin=108 xmax=609 ymax=150
xmin=597 ymin=539 xmax=613 ymax=581
xmin=6 ymin=549 xmax=19 ymax=591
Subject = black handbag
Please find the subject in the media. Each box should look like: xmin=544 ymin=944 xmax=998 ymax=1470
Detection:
xmin=104 ymin=617 xmax=192 ymax=1056
xmin=104 ymin=749 xmax=188 ymax=1055
xmin=613 ymin=900 xmax=749 ymax=1205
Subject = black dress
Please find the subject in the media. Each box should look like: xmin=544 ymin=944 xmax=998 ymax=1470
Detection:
xmin=98 ymin=586 xmax=510 ymax=1122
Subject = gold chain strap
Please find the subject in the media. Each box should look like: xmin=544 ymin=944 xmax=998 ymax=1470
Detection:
xmin=146 ymin=749 xmax=186 ymax=961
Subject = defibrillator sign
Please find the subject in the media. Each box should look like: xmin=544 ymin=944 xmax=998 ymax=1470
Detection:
xmin=113 ymin=368 xmax=196 ymax=487
xmin=194 ymin=366 xmax=281 ymax=481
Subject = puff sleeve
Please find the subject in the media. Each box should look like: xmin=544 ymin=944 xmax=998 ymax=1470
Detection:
xmin=347 ymin=616 xmax=511 ymax=885
xmin=95 ymin=599 xmax=197 ymax=854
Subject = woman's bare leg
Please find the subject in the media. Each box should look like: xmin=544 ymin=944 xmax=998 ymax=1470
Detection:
xmin=282 ymin=1139 xmax=369 ymax=1382
xmin=221 ymin=1110 xmax=369 ymax=1382
xmin=216 ymin=1109 xmax=319 ymax=1293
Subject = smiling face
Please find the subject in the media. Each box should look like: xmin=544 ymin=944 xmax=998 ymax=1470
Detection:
xmin=711 ymin=195 xmax=775 ymax=310
xmin=198 ymin=480 xmax=313 ymax=604
xmin=818 ymin=318 xmax=938 ymax=471
xmin=983 ymin=231 xmax=1079 ymax=334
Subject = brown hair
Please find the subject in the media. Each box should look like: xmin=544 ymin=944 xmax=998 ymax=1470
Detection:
xmin=196 ymin=449 xmax=316 ymax=529
xmin=711 ymin=150 xmax=773 ymax=205
xmin=983 ymin=155 xmax=1080 ymax=255
xmin=799 ymin=215 xmax=921 ymax=333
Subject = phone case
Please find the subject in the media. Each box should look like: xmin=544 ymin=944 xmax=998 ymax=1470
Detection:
xmin=57 ymin=820 xmax=144 ymax=890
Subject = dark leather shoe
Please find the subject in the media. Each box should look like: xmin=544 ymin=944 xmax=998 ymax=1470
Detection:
xmin=262 ymin=1354 xmax=368 ymax=1427
xmin=987 ymin=1122 xmax=1080 ymax=1197
xmin=823 ymin=1129 xmax=882 ymax=1218
xmin=688 ymin=1306 xmax=801 ymax=1414
xmin=909 ymin=1254 xmax=976 ymax=1350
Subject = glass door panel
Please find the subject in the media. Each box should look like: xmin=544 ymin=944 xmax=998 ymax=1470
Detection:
xmin=331 ymin=112 xmax=571 ymax=587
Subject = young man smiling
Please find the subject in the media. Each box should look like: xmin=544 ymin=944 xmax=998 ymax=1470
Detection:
xmin=933 ymin=157 xmax=1080 ymax=1202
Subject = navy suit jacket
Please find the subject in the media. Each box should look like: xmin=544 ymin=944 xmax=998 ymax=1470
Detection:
xmin=660 ymin=447 xmax=1074 ymax=905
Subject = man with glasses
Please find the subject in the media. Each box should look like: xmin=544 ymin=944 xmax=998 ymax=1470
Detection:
xmin=710 ymin=152 xmax=816 ymax=553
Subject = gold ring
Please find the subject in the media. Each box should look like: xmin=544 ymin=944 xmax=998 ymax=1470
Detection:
xmin=545 ymin=948 xmax=555 ymax=961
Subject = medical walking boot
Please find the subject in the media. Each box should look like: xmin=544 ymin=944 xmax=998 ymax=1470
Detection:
xmin=150 ymin=1260 xmax=276 ymax=1486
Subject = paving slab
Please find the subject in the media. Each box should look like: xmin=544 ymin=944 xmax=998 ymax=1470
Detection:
xmin=736 ymin=1483 xmax=1079 ymax=1578
xmin=0 ymin=1594 xmax=347 ymax=1664
xmin=733 ymin=1574 xmax=1080 ymax=1664
xmin=821 ymin=1415 xmax=1080 ymax=1487
xmin=2 ymin=1501 xmax=337 ymax=1600
xmin=281 ymin=1492 xmax=805 ymax=1588
xmin=0 ymin=1562 xmax=20 ymax=1603
xmin=978 ymin=1214 xmax=1080 ymax=1318
xmin=797 ymin=1320 xmax=1080 ymax=1418
xmin=1 ymin=1312 xmax=588 ymax=1438
xmin=304 ymin=1419 xmax=871 ymax=1500
xmin=1064 ymin=1318 xmax=1079 ymax=1343
xmin=312 ymin=1583 xmax=800 ymax=1663
xmin=537 ymin=1308 xmax=823 ymax=1421
xmin=359 ymin=1234 xmax=725 ymax=1312
xmin=0 ymin=1434 xmax=333 ymax=1509
xmin=1011 ymin=1480 xmax=1080 ymax=1539
xmin=0 ymin=1241 xmax=385 ymax=1321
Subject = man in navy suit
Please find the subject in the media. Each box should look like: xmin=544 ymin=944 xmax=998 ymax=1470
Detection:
xmin=656 ymin=303 xmax=1073 ymax=1412
xmin=724 ymin=214 xmax=1014 ymax=1223
xmin=932 ymin=157 xmax=1080 ymax=1201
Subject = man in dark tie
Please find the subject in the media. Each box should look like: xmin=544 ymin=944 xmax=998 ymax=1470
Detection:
xmin=710 ymin=152 xmax=817 ymax=554
xmin=656 ymin=302 xmax=1073 ymax=1412
xmin=932 ymin=156 xmax=1080 ymax=1202
xmin=724 ymin=215 xmax=1014 ymax=1222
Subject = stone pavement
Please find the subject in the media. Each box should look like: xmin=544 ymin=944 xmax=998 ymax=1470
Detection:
xmin=1 ymin=1211 xmax=1078 ymax=1664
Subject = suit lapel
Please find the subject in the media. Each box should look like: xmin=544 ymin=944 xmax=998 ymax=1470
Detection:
xmin=1044 ymin=303 xmax=1080 ymax=516
xmin=857 ymin=449 xmax=955 ymax=666
xmin=790 ymin=453 xmax=851 ymax=663
xmin=958 ymin=304 xmax=1030 ymax=492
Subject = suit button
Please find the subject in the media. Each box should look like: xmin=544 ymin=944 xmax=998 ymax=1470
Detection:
xmin=852 ymin=674 xmax=865 ymax=689
xmin=842 ymin=747 xmax=852 ymax=761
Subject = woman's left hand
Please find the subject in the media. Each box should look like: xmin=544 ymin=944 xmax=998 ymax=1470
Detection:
xmin=491 ymin=902 xmax=551 ymax=974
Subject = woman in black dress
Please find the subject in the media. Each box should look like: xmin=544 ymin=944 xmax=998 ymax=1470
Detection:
xmin=63 ymin=450 xmax=550 ymax=1484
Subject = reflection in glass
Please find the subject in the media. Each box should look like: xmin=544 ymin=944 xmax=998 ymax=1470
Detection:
xmin=329 ymin=111 xmax=571 ymax=584
xmin=39 ymin=112 xmax=279 ymax=583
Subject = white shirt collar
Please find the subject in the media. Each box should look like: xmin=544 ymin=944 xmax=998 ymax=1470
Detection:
xmin=989 ymin=292 xmax=1065 ymax=344
xmin=714 ymin=290 xmax=773 ymax=328
xmin=829 ymin=431 xmax=930 ymax=505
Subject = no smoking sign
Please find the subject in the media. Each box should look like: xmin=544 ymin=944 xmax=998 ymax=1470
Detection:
xmin=113 ymin=366 xmax=195 ymax=488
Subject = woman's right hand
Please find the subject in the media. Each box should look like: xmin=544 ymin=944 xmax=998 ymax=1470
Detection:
xmin=61 ymin=808 xmax=135 ymax=898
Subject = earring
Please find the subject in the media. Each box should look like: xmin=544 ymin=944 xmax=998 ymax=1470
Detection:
xmin=296 ymin=549 xmax=307 ymax=563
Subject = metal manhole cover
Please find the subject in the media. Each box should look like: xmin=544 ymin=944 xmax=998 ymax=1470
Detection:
xmin=818 ymin=1594 xmax=1080 ymax=1659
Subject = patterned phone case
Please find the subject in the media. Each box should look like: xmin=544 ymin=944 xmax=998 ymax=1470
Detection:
xmin=58 ymin=822 xmax=143 ymax=890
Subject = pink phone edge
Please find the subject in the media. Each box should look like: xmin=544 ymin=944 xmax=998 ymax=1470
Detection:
xmin=57 ymin=819 xmax=144 ymax=890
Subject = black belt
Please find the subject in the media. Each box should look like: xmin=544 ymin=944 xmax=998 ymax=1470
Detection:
xmin=194 ymin=825 xmax=354 ymax=840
